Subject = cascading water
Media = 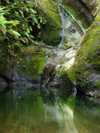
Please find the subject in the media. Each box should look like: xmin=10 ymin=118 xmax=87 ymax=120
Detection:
xmin=65 ymin=8 xmax=86 ymax=34
xmin=58 ymin=3 xmax=86 ymax=47
xmin=72 ymin=80 xmax=77 ymax=97
xmin=58 ymin=4 xmax=69 ymax=47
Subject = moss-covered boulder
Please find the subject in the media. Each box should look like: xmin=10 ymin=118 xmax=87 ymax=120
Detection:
xmin=59 ymin=48 xmax=76 ymax=83
xmin=75 ymin=13 xmax=100 ymax=97
xmin=36 ymin=0 xmax=61 ymax=46
xmin=0 ymin=46 xmax=47 ymax=90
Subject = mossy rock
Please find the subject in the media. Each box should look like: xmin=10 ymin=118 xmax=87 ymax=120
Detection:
xmin=19 ymin=47 xmax=47 ymax=79
xmin=60 ymin=66 xmax=76 ymax=82
xmin=39 ymin=0 xmax=61 ymax=46
xmin=75 ymin=13 xmax=100 ymax=95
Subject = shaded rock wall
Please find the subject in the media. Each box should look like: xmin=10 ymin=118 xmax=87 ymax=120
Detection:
xmin=80 ymin=0 xmax=97 ymax=12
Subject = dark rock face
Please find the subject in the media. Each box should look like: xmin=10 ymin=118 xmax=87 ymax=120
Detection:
xmin=80 ymin=0 xmax=97 ymax=12
xmin=0 ymin=63 xmax=35 ymax=90
xmin=54 ymin=0 xmax=97 ymax=25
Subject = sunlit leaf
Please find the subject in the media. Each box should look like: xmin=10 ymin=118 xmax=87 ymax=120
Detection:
xmin=8 ymin=29 xmax=20 ymax=37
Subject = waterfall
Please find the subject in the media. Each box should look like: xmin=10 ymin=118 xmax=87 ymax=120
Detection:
xmin=58 ymin=3 xmax=85 ymax=47
xmin=61 ymin=4 xmax=86 ymax=34
xmin=58 ymin=4 xmax=69 ymax=47
xmin=73 ymin=79 xmax=77 ymax=97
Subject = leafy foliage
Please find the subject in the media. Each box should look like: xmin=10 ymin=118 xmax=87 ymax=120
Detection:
xmin=0 ymin=0 xmax=46 ymax=59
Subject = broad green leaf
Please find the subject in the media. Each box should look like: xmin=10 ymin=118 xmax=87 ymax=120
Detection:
xmin=8 ymin=29 xmax=20 ymax=37
xmin=4 ymin=20 xmax=20 ymax=26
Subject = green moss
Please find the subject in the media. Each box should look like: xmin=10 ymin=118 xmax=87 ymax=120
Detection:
xmin=23 ymin=46 xmax=45 ymax=54
xmin=0 ymin=62 xmax=7 ymax=73
xmin=39 ymin=0 xmax=61 ymax=46
xmin=52 ymin=69 xmax=57 ymax=75
xmin=67 ymin=65 xmax=76 ymax=81
xmin=92 ymin=55 xmax=100 ymax=72
xmin=19 ymin=48 xmax=46 ymax=78
xmin=60 ymin=57 xmax=69 ymax=64
xmin=97 ymin=81 xmax=100 ymax=87
xmin=60 ymin=65 xmax=75 ymax=82
xmin=75 ymin=15 xmax=100 ymax=87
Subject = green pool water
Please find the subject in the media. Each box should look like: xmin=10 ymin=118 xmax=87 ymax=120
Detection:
xmin=0 ymin=89 xmax=100 ymax=133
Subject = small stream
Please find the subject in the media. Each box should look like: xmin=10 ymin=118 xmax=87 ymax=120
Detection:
xmin=0 ymin=88 xmax=100 ymax=133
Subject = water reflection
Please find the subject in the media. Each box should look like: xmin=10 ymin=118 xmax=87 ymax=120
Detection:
xmin=45 ymin=101 xmax=78 ymax=133
xmin=0 ymin=88 xmax=100 ymax=133
xmin=74 ymin=96 xmax=100 ymax=133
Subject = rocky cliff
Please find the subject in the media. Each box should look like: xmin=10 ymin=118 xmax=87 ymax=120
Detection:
xmin=75 ymin=1 xmax=100 ymax=98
